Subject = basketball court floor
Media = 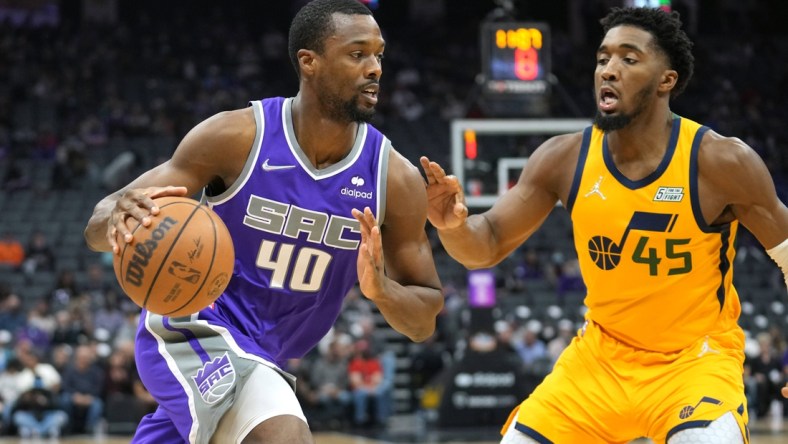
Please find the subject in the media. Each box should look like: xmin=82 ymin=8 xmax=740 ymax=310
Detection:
xmin=0 ymin=418 xmax=784 ymax=444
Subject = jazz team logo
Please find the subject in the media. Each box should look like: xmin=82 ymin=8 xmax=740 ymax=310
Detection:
xmin=587 ymin=211 xmax=693 ymax=276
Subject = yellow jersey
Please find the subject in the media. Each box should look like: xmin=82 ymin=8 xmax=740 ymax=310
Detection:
xmin=566 ymin=116 xmax=741 ymax=352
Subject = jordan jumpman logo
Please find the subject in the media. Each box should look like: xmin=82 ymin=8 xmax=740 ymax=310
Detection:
xmin=585 ymin=176 xmax=606 ymax=200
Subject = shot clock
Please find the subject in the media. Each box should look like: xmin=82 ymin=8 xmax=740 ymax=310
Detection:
xmin=480 ymin=21 xmax=551 ymax=96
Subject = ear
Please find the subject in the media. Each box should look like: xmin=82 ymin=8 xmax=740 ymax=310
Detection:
xmin=659 ymin=69 xmax=678 ymax=94
xmin=298 ymin=49 xmax=318 ymax=78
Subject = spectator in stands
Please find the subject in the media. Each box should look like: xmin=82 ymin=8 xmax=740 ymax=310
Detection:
xmin=337 ymin=285 xmax=373 ymax=332
xmin=59 ymin=344 xmax=105 ymax=434
xmin=21 ymin=230 xmax=56 ymax=275
xmin=0 ymin=358 xmax=24 ymax=435
xmin=0 ymin=293 xmax=26 ymax=337
xmin=307 ymin=340 xmax=352 ymax=429
xmin=546 ymin=319 xmax=575 ymax=364
xmin=49 ymin=343 xmax=73 ymax=375
xmin=351 ymin=314 xmax=386 ymax=359
xmin=513 ymin=320 xmax=547 ymax=368
xmin=49 ymin=270 xmax=80 ymax=312
xmin=93 ymin=295 xmax=125 ymax=341
xmin=24 ymin=300 xmax=56 ymax=339
xmin=102 ymin=349 xmax=134 ymax=402
xmin=348 ymin=340 xmax=388 ymax=427
xmin=518 ymin=248 xmax=546 ymax=281
xmin=0 ymin=330 xmax=13 ymax=373
xmin=11 ymin=348 xmax=67 ymax=438
xmin=111 ymin=309 xmax=140 ymax=349
xmin=555 ymin=257 xmax=586 ymax=303
xmin=0 ymin=231 xmax=24 ymax=269
xmin=751 ymin=331 xmax=783 ymax=418
xmin=743 ymin=357 xmax=758 ymax=421
xmin=50 ymin=309 xmax=90 ymax=347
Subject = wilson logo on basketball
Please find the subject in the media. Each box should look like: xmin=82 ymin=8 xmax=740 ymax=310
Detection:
xmin=125 ymin=216 xmax=178 ymax=287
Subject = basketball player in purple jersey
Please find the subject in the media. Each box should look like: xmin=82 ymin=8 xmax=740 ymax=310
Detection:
xmin=84 ymin=1 xmax=443 ymax=442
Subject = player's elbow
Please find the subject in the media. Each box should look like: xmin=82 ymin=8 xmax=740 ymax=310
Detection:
xmin=406 ymin=325 xmax=436 ymax=343
xmin=407 ymin=297 xmax=443 ymax=342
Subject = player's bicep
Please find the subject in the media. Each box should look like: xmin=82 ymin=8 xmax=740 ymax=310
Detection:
xmin=380 ymin=154 xmax=441 ymax=288
xmin=718 ymin=140 xmax=788 ymax=248
xmin=118 ymin=159 xmax=208 ymax=197
xmin=118 ymin=109 xmax=254 ymax=197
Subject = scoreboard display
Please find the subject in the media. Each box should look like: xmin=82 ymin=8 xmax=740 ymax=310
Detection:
xmin=480 ymin=22 xmax=551 ymax=95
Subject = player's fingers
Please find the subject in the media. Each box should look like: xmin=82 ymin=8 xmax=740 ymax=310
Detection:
xmin=108 ymin=227 xmax=120 ymax=254
xmin=370 ymin=225 xmax=383 ymax=264
xmin=112 ymin=214 xmax=134 ymax=245
xmin=355 ymin=207 xmax=378 ymax=234
xmin=783 ymin=385 xmax=788 ymax=398
xmin=431 ymin=162 xmax=448 ymax=181
xmin=453 ymin=190 xmax=468 ymax=218
xmin=419 ymin=156 xmax=431 ymax=173
xmin=351 ymin=208 xmax=372 ymax=234
xmin=420 ymin=157 xmax=438 ymax=184
xmin=353 ymin=210 xmax=377 ymax=251
xmin=146 ymin=186 xmax=188 ymax=215
xmin=363 ymin=207 xmax=378 ymax=227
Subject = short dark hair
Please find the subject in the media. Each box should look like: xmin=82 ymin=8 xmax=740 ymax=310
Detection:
xmin=288 ymin=0 xmax=373 ymax=78
xmin=600 ymin=7 xmax=694 ymax=98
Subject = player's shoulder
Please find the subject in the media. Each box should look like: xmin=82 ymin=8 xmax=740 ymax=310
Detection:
xmin=698 ymin=128 xmax=759 ymax=170
xmin=540 ymin=131 xmax=586 ymax=153
xmin=188 ymin=107 xmax=256 ymax=146
xmin=529 ymin=131 xmax=586 ymax=171
xmin=386 ymin=146 xmax=422 ymax=187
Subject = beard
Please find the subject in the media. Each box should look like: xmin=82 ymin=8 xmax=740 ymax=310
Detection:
xmin=593 ymin=83 xmax=655 ymax=133
xmin=322 ymin=91 xmax=375 ymax=123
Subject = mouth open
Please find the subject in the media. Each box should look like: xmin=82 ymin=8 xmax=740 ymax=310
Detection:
xmin=599 ymin=88 xmax=619 ymax=113
xmin=361 ymin=84 xmax=379 ymax=105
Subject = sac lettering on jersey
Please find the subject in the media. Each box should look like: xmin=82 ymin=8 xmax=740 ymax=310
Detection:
xmin=242 ymin=195 xmax=361 ymax=250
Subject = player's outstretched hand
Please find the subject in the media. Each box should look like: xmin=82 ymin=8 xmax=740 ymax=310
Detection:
xmin=352 ymin=207 xmax=386 ymax=301
xmin=783 ymin=384 xmax=788 ymax=399
xmin=419 ymin=156 xmax=468 ymax=230
xmin=109 ymin=186 xmax=188 ymax=254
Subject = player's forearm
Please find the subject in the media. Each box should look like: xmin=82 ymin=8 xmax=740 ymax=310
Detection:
xmin=437 ymin=214 xmax=500 ymax=269
xmin=371 ymin=281 xmax=443 ymax=342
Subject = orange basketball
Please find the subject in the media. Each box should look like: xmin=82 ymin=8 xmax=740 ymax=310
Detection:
xmin=113 ymin=196 xmax=234 ymax=317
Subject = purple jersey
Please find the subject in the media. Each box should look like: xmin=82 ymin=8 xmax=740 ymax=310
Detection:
xmin=140 ymin=97 xmax=388 ymax=367
xmin=200 ymin=97 xmax=389 ymax=365
xmin=131 ymin=98 xmax=391 ymax=443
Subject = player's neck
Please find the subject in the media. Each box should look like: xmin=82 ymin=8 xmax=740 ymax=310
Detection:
xmin=605 ymin=108 xmax=675 ymax=161
xmin=290 ymin=94 xmax=359 ymax=169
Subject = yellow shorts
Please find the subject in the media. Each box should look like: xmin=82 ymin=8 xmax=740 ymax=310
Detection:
xmin=502 ymin=320 xmax=748 ymax=443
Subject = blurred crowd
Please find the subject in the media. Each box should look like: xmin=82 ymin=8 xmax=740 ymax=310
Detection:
xmin=0 ymin=0 xmax=787 ymax=437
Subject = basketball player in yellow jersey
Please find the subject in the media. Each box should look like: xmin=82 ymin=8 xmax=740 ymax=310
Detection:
xmin=421 ymin=7 xmax=788 ymax=444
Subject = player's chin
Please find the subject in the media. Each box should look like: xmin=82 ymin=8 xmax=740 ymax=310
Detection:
xmin=354 ymin=105 xmax=376 ymax=123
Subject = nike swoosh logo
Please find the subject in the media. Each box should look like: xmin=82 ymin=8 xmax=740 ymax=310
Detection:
xmin=262 ymin=158 xmax=296 ymax=171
